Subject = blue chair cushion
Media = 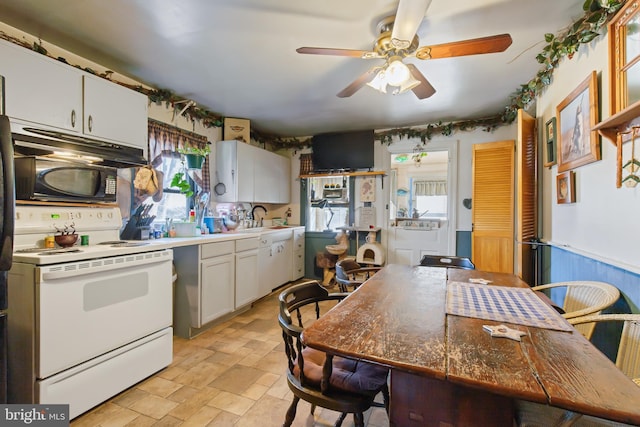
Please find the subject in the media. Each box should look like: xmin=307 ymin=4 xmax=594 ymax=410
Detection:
xmin=296 ymin=347 xmax=389 ymax=395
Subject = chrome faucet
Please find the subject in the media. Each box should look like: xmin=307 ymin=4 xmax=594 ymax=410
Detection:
xmin=251 ymin=205 xmax=267 ymax=227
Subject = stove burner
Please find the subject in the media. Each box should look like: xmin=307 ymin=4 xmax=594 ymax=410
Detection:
xmin=16 ymin=247 xmax=51 ymax=253
xmin=39 ymin=248 xmax=82 ymax=255
xmin=16 ymin=247 xmax=82 ymax=254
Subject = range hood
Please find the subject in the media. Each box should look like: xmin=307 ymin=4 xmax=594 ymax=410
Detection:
xmin=11 ymin=121 xmax=147 ymax=168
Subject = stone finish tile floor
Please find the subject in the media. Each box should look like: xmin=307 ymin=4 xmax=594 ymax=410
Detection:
xmin=71 ymin=284 xmax=388 ymax=427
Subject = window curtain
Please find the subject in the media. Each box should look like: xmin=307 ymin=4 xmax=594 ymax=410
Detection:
xmin=414 ymin=180 xmax=447 ymax=196
xmin=148 ymin=119 xmax=211 ymax=193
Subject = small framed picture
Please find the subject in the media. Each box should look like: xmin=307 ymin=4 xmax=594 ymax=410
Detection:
xmin=556 ymin=171 xmax=576 ymax=204
xmin=544 ymin=117 xmax=557 ymax=167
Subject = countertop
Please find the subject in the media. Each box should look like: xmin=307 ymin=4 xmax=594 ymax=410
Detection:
xmin=145 ymin=225 xmax=304 ymax=251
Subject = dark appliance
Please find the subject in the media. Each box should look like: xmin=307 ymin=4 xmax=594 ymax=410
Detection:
xmin=311 ymin=129 xmax=374 ymax=172
xmin=0 ymin=75 xmax=15 ymax=404
xmin=14 ymin=157 xmax=117 ymax=204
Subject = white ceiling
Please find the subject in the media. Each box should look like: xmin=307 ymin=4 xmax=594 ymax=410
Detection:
xmin=0 ymin=0 xmax=585 ymax=137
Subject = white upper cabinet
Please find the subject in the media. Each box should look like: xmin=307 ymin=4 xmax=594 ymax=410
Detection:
xmin=255 ymin=150 xmax=291 ymax=203
xmin=83 ymin=74 xmax=148 ymax=150
xmin=0 ymin=39 xmax=148 ymax=157
xmin=0 ymin=39 xmax=82 ymax=133
xmin=215 ymin=140 xmax=290 ymax=204
xmin=215 ymin=140 xmax=254 ymax=203
xmin=275 ymin=152 xmax=291 ymax=203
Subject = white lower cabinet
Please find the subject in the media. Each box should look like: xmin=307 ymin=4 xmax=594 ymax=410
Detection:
xmin=258 ymin=234 xmax=275 ymax=297
xmin=200 ymin=252 xmax=235 ymax=325
xmin=174 ymin=241 xmax=234 ymax=338
xmin=235 ymin=238 xmax=259 ymax=309
xmin=174 ymin=231 xmax=301 ymax=339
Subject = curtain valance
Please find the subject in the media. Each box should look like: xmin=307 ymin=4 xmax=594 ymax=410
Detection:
xmin=414 ymin=180 xmax=447 ymax=196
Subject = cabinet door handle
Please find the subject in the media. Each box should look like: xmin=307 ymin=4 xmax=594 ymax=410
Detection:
xmin=87 ymin=115 xmax=93 ymax=132
xmin=71 ymin=109 xmax=76 ymax=128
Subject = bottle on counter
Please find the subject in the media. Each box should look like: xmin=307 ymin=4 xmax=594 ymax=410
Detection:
xmin=44 ymin=236 xmax=55 ymax=248
xmin=189 ymin=209 xmax=196 ymax=222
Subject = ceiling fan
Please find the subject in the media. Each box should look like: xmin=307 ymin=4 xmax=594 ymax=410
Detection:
xmin=296 ymin=0 xmax=512 ymax=99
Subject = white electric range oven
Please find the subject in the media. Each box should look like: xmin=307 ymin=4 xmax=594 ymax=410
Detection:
xmin=8 ymin=205 xmax=173 ymax=419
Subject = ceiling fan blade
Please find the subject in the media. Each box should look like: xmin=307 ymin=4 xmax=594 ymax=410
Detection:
xmin=415 ymin=33 xmax=513 ymax=60
xmin=337 ymin=68 xmax=379 ymax=98
xmin=406 ymin=64 xmax=436 ymax=99
xmin=296 ymin=47 xmax=381 ymax=59
xmin=391 ymin=0 xmax=432 ymax=49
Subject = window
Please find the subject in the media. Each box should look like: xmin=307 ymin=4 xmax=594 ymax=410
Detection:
xmin=145 ymin=119 xmax=210 ymax=224
xmin=154 ymin=152 xmax=191 ymax=222
xmin=609 ymin=1 xmax=640 ymax=114
xmin=306 ymin=176 xmax=350 ymax=232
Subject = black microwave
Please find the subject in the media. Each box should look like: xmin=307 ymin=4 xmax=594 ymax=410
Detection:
xmin=15 ymin=157 xmax=117 ymax=203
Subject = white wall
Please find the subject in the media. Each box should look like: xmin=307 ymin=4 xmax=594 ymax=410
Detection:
xmin=536 ymin=33 xmax=639 ymax=271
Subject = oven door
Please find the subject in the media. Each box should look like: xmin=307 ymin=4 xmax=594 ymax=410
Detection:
xmin=36 ymin=249 xmax=172 ymax=378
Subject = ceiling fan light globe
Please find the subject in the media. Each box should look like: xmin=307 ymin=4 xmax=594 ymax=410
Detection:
xmin=366 ymin=69 xmax=388 ymax=94
xmin=397 ymin=76 xmax=421 ymax=94
xmin=386 ymin=60 xmax=411 ymax=86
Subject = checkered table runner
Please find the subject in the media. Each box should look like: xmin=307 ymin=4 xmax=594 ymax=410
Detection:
xmin=446 ymin=281 xmax=573 ymax=332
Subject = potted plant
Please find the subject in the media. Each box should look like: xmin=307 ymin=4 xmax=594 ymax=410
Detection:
xmin=170 ymin=172 xmax=194 ymax=198
xmin=178 ymin=145 xmax=211 ymax=169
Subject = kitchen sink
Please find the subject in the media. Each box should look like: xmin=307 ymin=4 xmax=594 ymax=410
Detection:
xmin=237 ymin=228 xmax=265 ymax=233
xmin=269 ymin=225 xmax=291 ymax=229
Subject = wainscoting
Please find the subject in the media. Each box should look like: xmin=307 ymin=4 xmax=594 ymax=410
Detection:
xmin=543 ymin=245 xmax=640 ymax=360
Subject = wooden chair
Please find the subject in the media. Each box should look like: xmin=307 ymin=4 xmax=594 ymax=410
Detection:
xmin=419 ymin=255 xmax=475 ymax=269
xmin=278 ymin=280 xmax=389 ymax=427
xmin=531 ymin=281 xmax=620 ymax=339
xmin=515 ymin=314 xmax=640 ymax=427
xmin=334 ymin=259 xmax=381 ymax=293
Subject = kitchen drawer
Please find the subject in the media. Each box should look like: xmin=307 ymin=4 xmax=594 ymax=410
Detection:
xmin=201 ymin=241 xmax=234 ymax=259
xmin=294 ymin=230 xmax=305 ymax=250
xmin=236 ymin=237 xmax=259 ymax=252
xmin=293 ymin=248 xmax=304 ymax=280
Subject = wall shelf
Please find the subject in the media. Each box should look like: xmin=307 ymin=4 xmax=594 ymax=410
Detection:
xmin=593 ymin=99 xmax=640 ymax=145
xmin=592 ymin=100 xmax=640 ymax=188
xmin=299 ymin=170 xmax=386 ymax=179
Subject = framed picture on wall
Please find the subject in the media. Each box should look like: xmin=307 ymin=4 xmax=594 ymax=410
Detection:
xmin=544 ymin=117 xmax=557 ymax=168
xmin=556 ymin=71 xmax=600 ymax=172
xmin=556 ymin=171 xmax=576 ymax=204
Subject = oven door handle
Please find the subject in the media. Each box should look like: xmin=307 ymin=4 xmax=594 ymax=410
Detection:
xmin=41 ymin=250 xmax=172 ymax=280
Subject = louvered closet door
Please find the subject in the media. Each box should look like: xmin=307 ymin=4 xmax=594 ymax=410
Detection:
xmin=472 ymin=140 xmax=515 ymax=273
xmin=517 ymin=110 xmax=538 ymax=285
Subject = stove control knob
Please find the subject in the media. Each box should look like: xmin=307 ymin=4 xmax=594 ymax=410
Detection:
xmin=96 ymin=212 xmax=102 ymax=219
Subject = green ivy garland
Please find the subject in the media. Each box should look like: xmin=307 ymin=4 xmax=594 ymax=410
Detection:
xmin=0 ymin=0 xmax=623 ymax=149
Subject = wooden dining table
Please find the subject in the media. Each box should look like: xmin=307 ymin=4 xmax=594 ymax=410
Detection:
xmin=301 ymin=264 xmax=640 ymax=426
